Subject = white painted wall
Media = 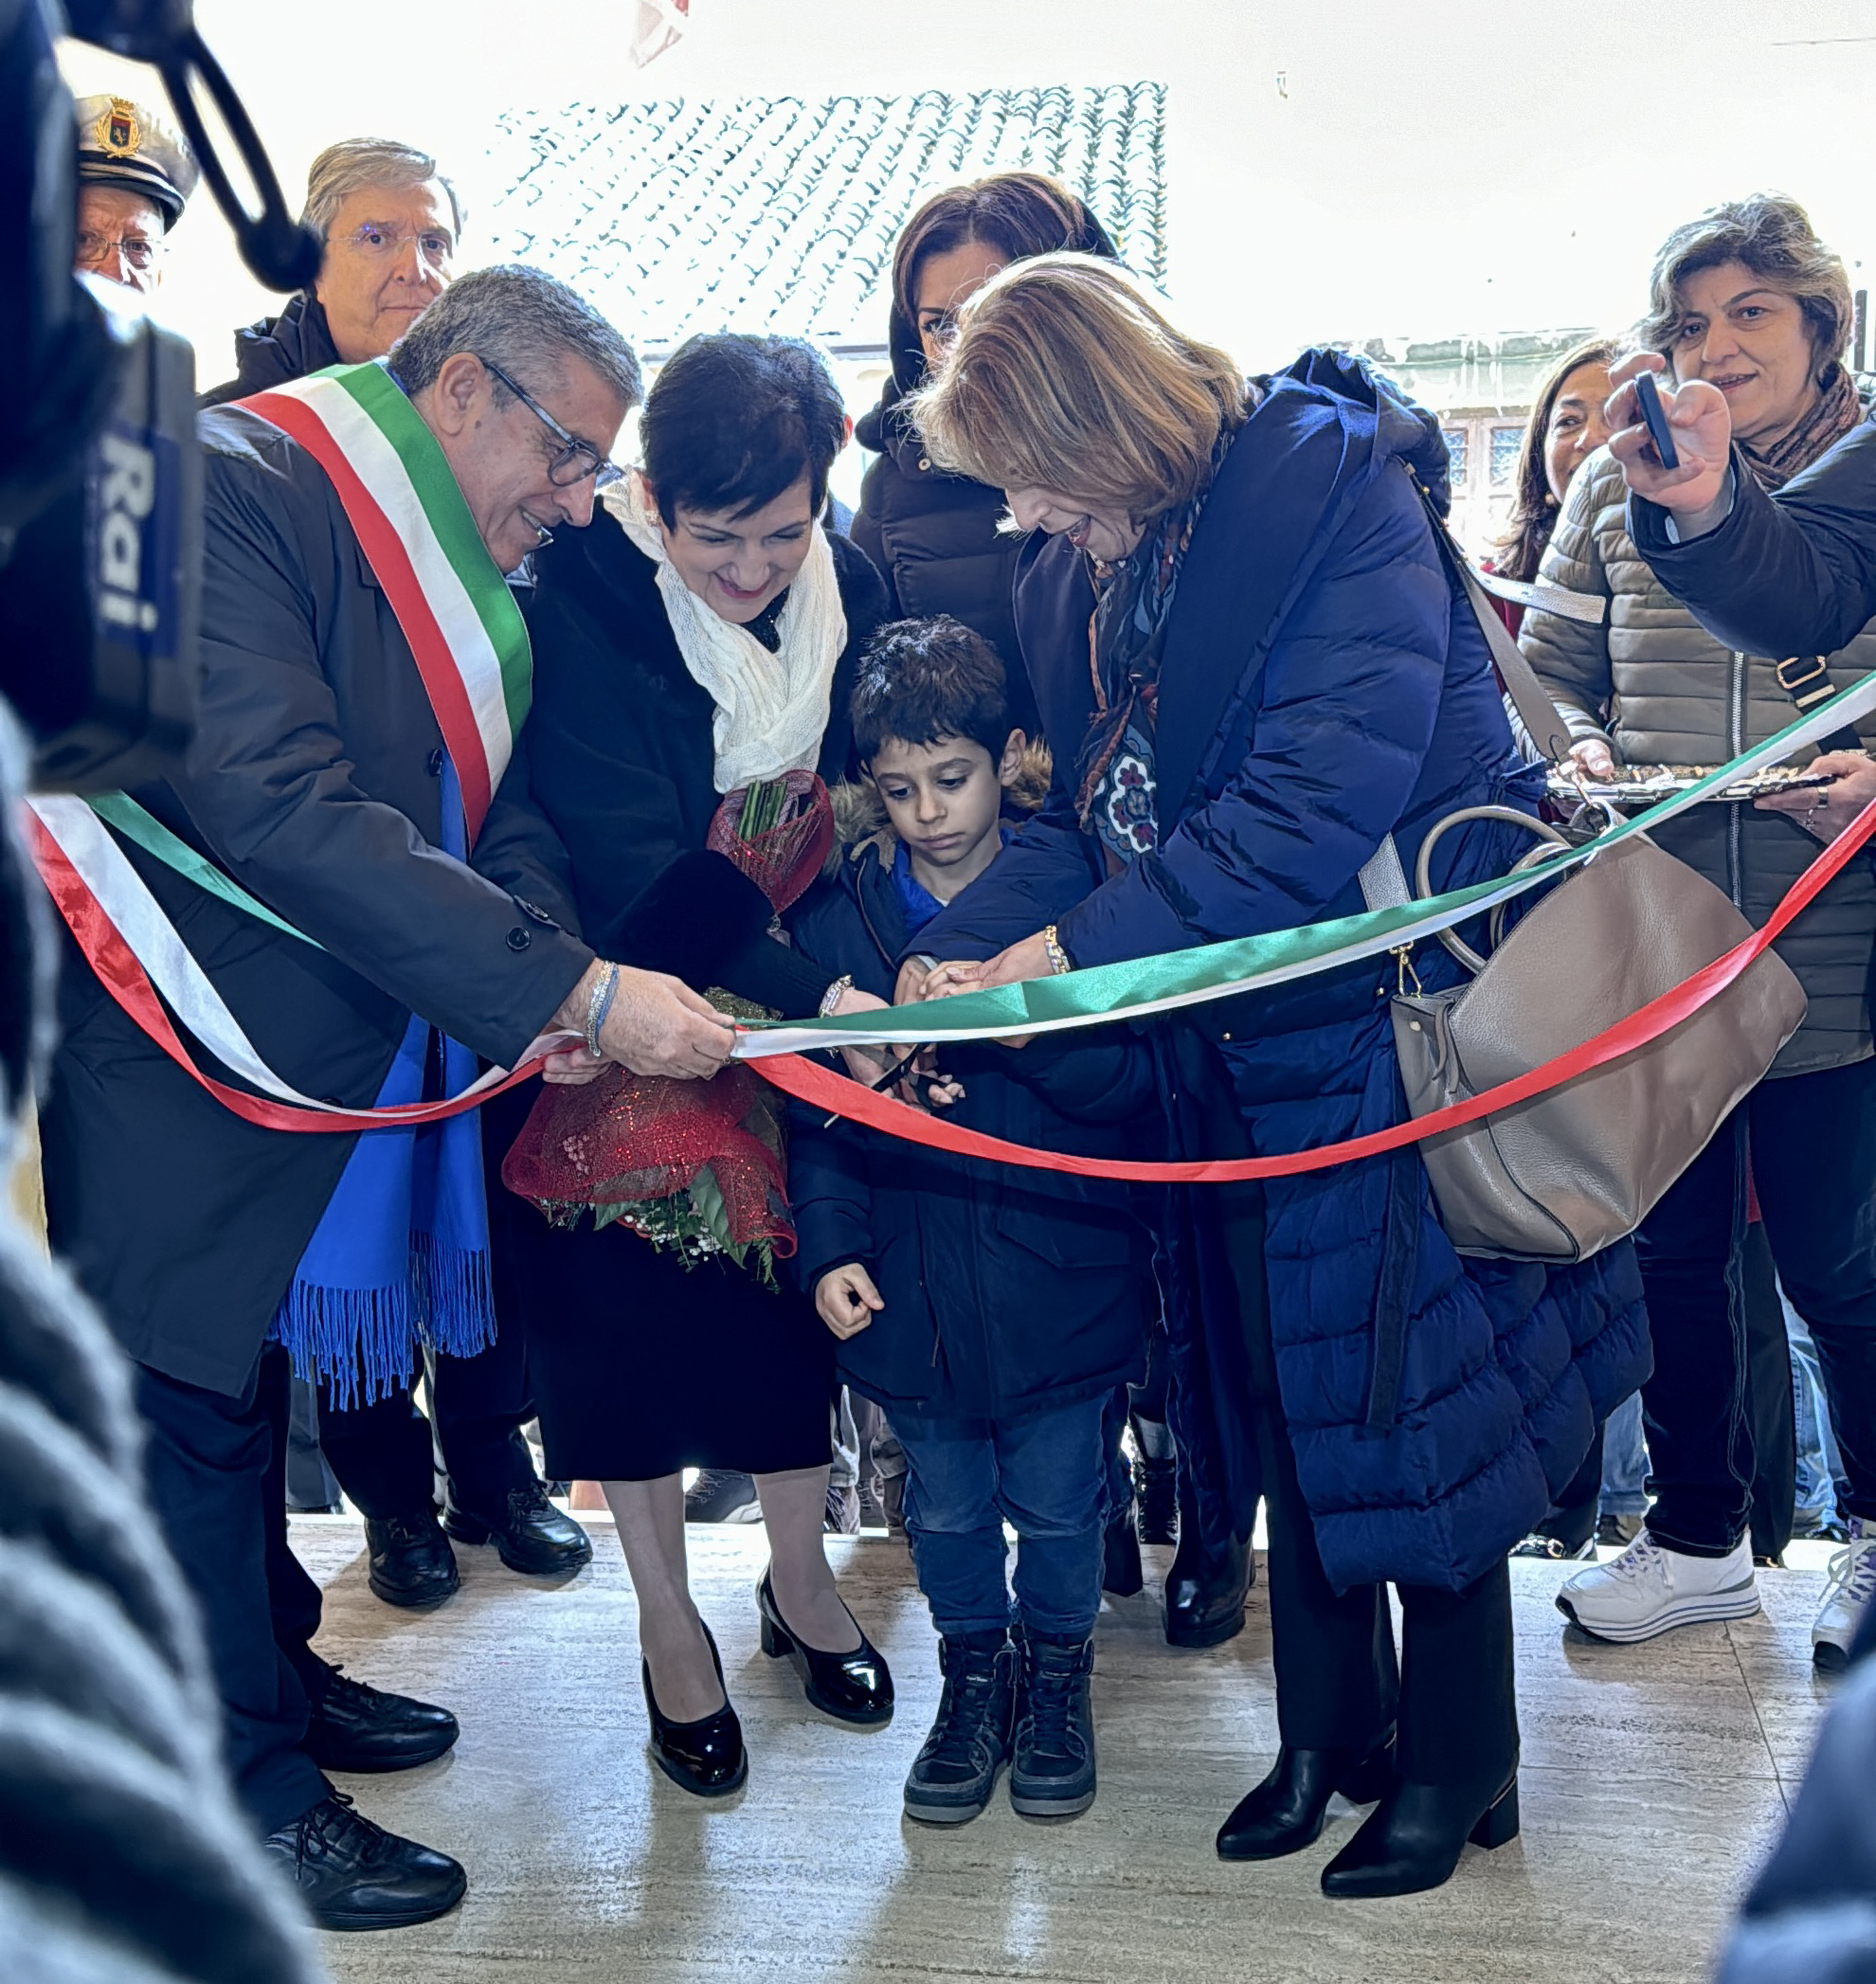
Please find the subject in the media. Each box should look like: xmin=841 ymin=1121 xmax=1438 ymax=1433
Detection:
xmin=63 ymin=0 xmax=1876 ymax=388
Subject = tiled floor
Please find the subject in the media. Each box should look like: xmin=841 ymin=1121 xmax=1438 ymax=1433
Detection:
xmin=294 ymin=1519 xmax=1839 ymax=1984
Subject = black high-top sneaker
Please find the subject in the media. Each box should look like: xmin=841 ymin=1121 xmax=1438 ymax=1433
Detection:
xmin=902 ymin=1632 xmax=1016 ymax=1825
xmin=1009 ymin=1632 xmax=1097 ymax=1819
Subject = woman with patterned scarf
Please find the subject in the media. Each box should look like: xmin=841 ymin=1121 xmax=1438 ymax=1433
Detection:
xmin=506 ymin=334 xmax=896 ymax=1798
xmin=1521 ymin=195 xmax=1876 ymax=1670
xmin=903 ymin=257 xmax=1648 ymax=1898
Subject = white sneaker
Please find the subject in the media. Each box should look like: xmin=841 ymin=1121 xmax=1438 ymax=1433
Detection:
xmin=1813 ymin=1516 xmax=1876 ymax=1672
xmin=1556 ymin=1531 xmax=1759 ymax=1642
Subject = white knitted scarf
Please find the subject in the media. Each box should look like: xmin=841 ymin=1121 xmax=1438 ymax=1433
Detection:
xmin=603 ymin=476 xmax=847 ymax=793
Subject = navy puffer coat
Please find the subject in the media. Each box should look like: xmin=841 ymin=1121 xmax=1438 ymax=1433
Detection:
xmin=921 ymin=351 xmax=1651 ymax=1593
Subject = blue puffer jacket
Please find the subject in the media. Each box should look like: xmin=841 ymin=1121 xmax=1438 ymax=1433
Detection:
xmin=786 ymin=831 xmax=1156 ymax=1421
xmin=922 ymin=351 xmax=1652 ymax=1593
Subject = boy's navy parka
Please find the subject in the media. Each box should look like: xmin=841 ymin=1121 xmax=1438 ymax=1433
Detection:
xmin=786 ymin=826 xmax=1156 ymax=1423
xmin=918 ymin=350 xmax=1652 ymax=1595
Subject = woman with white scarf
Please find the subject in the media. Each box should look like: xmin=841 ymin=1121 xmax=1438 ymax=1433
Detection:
xmin=512 ymin=335 xmax=894 ymax=1795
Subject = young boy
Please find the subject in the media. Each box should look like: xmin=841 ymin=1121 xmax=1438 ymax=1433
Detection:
xmin=787 ymin=617 xmax=1156 ymax=1824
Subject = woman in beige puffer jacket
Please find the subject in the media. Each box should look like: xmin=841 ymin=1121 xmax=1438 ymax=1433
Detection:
xmin=1521 ymin=193 xmax=1876 ymax=1674
xmin=1520 ymin=417 xmax=1876 ymax=1077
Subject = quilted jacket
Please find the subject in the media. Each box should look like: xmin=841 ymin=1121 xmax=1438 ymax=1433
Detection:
xmin=1520 ymin=431 xmax=1876 ymax=1073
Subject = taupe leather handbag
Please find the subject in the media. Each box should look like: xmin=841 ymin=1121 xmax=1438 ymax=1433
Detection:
xmin=1376 ymin=498 xmax=1808 ymax=1264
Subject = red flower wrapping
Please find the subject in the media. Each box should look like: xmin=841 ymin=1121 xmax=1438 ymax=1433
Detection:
xmin=501 ymin=1061 xmax=794 ymax=1262
xmin=706 ymin=770 xmax=833 ymax=912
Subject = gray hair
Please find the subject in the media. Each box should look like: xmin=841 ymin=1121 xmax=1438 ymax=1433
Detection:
xmin=386 ymin=264 xmax=643 ymax=410
xmin=1637 ymin=192 xmax=1853 ymax=376
xmin=302 ymin=136 xmax=465 ymax=244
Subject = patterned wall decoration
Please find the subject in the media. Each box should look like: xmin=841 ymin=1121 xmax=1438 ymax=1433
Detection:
xmin=484 ymin=84 xmax=1168 ymax=348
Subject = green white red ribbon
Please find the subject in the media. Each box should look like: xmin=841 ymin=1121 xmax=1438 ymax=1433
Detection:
xmin=240 ymin=361 xmax=532 ymax=840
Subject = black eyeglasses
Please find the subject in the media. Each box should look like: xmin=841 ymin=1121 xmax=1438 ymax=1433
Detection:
xmin=480 ymin=357 xmax=624 ymax=491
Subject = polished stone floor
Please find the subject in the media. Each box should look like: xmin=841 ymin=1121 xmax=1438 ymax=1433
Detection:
xmin=293 ymin=1518 xmax=1839 ymax=1984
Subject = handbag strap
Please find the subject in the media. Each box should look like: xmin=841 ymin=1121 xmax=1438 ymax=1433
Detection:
xmin=1412 ymin=478 xmax=1578 ymax=763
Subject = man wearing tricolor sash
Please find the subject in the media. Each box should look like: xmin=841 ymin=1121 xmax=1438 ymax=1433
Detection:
xmin=36 ymin=265 xmax=733 ymax=1932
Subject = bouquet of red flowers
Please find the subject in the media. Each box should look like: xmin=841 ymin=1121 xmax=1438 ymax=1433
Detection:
xmin=501 ymin=772 xmax=833 ymax=1280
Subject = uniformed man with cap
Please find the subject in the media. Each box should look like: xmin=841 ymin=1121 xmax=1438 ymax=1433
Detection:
xmin=72 ymin=93 xmax=198 ymax=294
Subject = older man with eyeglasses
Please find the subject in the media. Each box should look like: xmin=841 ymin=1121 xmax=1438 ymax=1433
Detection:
xmin=39 ymin=264 xmax=732 ymax=1932
xmin=202 ymin=136 xmax=461 ymax=405
xmin=71 ymin=94 xmax=198 ymax=295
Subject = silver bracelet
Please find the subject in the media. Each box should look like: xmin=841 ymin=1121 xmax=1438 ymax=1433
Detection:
xmin=819 ymin=973 xmax=854 ymax=1019
xmin=584 ymin=962 xmax=621 ymax=1056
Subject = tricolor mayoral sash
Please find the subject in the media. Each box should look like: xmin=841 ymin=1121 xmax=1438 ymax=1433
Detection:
xmin=28 ymin=361 xmax=566 ymax=1133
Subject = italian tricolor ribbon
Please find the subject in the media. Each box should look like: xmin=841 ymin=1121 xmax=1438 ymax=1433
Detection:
xmin=241 ymin=361 xmax=532 ymax=840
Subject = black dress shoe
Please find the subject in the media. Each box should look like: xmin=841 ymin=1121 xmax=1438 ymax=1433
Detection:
xmin=642 ymin=1621 xmax=747 ymax=1796
xmin=1320 ymin=1769 xmax=1520 ymax=1899
xmin=1165 ymin=1526 xmax=1253 ymax=1649
xmin=443 ymin=1480 xmax=592 ymax=1577
xmin=1102 ymin=1502 xmax=1145 ymax=1597
xmin=306 ymin=1665 xmax=460 ymax=1774
xmin=1216 ymin=1730 xmax=1395 ymax=1860
xmin=262 ymin=1792 xmax=466 ymax=1931
xmin=365 ymin=1510 xmax=459 ymax=1610
xmin=756 ymin=1570 xmax=894 ymax=1725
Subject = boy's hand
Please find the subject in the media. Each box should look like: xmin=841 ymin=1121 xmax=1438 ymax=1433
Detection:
xmin=816 ymin=1263 xmax=884 ymax=1339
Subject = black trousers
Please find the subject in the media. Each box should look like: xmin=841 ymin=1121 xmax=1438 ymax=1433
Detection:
xmin=1226 ymin=1183 xmax=1517 ymax=1791
xmin=135 ymin=1344 xmax=332 ymax=1834
xmin=1532 ymin=1219 xmax=1796 ymax=1559
xmin=1637 ymin=1056 xmax=1876 ymax=1556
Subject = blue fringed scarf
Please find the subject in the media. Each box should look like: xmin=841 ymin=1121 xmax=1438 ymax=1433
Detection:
xmin=271 ymin=759 xmax=494 ymax=1406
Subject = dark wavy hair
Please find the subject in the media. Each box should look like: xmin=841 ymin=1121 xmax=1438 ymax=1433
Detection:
xmin=1492 ymin=335 xmax=1620 ymax=584
xmin=640 ymin=334 xmax=846 ymax=523
xmin=850 ymin=616 xmax=1013 ymax=764
xmin=1636 ymin=192 xmax=1852 ymax=378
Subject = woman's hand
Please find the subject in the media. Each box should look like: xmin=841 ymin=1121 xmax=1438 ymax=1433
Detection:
xmin=541 ymin=1043 xmax=609 ymax=1086
xmin=824 ymin=983 xmax=896 ymax=1087
xmin=918 ymin=930 xmax=1055 ymax=1000
xmin=816 ymin=1262 xmax=884 ymax=1339
xmin=1565 ymin=736 xmax=1618 ymax=782
xmin=1604 ymin=352 xmax=1733 ymax=532
xmin=1754 ymin=751 xmax=1876 ymax=842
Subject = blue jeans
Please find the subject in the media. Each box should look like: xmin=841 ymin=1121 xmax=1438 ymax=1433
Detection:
xmin=1599 ymin=1391 xmax=1651 ymax=1519
xmin=895 ymin=1394 xmax=1110 ymax=1641
xmin=1786 ymin=1284 xmax=1849 ymax=1530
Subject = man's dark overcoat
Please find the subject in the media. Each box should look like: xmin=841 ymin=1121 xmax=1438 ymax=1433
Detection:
xmin=39 ymin=404 xmax=592 ymax=1398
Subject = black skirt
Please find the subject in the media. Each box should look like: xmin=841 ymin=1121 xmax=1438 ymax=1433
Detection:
xmin=521 ymin=1214 xmax=836 ymax=1481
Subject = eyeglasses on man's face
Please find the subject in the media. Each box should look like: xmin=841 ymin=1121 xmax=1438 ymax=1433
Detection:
xmin=76 ymin=229 xmax=163 ymax=272
xmin=479 ymin=357 xmax=624 ymax=491
xmin=332 ymin=221 xmax=456 ymax=267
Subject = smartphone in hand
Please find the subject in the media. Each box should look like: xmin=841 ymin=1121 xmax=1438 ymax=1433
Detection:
xmin=1632 ymin=370 xmax=1681 ymax=471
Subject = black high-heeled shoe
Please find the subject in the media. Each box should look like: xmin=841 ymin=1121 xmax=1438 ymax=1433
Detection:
xmin=756 ymin=1571 xmax=893 ymax=1725
xmin=1320 ymin=1768 xmax=1519 ymax=1899
xmin=641 ymin=1619 xmax=747 ymax=1796
xmin=1215 ymin=1728 xmax=1396 ymax=1861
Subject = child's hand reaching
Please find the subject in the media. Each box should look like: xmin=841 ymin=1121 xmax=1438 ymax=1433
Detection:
xmin=816 ymin=1263 xmax=885 ymax=1339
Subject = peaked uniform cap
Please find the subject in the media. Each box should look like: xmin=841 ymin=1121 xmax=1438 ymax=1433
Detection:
xmin=73 ymin=94 xmax=199 ymax=227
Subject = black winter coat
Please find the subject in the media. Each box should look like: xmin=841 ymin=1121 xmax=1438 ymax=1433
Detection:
xmin=40 ymin=406 xmax=591 ymax=1396
xmin=786 ymin=834 xmax=1155 ymax=1420
xmin=199 ymin=295 xmax=342 ymax=406
xmin=1631 ymin=421 xmax=1876 ymax=660
xmin=852 ymin=307 xmax=1080 ymax=738
xmin=523 ymin=517 xmax=890 ymax=1015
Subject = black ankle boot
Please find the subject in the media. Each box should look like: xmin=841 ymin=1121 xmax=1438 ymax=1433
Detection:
xmin=756 ymin=1570 xmax=893 ymax=1724
xmin=1165 ymin=1523 xmax=1253 ymax=1649
xmin=1102 ymin=1499 xmax=1144 ymax=1597
xmin=1320 ymin=1769 xmax=1520 ymax=1898
xmin=1010 ymin=1632 xmax=1097 ymax=1819
xmin=1216 ymin=1729 xmax=1395 ymax=1860
xmin=1134 ymin=1455 xmax=1179 ymax=1545
xmin=641 ymin=1620 xmax=746 ymax=1797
